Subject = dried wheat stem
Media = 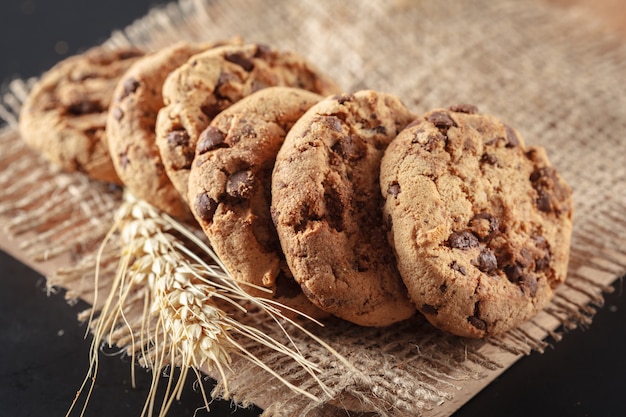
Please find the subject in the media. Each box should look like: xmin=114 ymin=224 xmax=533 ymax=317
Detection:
xmin=67 ymin=191 xmax=359 ymax=417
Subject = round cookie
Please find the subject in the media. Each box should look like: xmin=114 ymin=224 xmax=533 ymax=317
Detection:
xmin=19 ymin=45 xmax=144 ymax=184
xmin=188 ymin=87 xmax=327 ymax=319
xmin=271 ymin=90 xmax=418 ymax=327
xmin=380 ymin=104 xmax=574 ymax=338
xmin=155 ymin=42 xmax=341 ymax=203
xmin=106 ymin=40 xmax=237 ymax=219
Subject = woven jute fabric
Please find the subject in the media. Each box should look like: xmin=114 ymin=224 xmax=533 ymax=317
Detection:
xmin=1 ymin=0 xmax=626 ymax=416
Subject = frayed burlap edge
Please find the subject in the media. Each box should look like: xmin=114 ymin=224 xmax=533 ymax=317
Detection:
xmin=2 ymin=0 xmax=626 ymax=416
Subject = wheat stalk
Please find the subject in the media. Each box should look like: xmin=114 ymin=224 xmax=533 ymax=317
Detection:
xmin=67 ymin=191 xmax=358 ymax=417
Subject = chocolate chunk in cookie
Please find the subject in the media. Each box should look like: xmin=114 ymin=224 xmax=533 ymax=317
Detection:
xmin=380 ymin=105 xmax=573 ymax=338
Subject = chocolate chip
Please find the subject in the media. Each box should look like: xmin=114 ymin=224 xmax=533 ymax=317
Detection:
xmin=224 ymin=52 xmax=254 ymax=71
xmin=253 ymin=44 xmax=272 ymax=59
xmin=530 ymin=169 xmax=544 ymax=184
xmin=449 ymin=103 xmax=478 ymax=114
xmin=504 ymin=263 xmax=524 ymax=283
xmin=422 ymin=304 xmax=438 ymax=315
xmin=447 ymin=231 xmax=479 ymax=250
xmin=450 ymin=261 xmax=467 ymax=275
xmin=427 ymin=111 xmax=457 ymax=134
xmin=181 ymin=152 xmax=196 ymax=170
xmin=476 ymin=249 xmax=497 ymax=274
xmin=439 ymin=282 xmax=448 ymax=293
xmin=324 ymin=115 xmax=344 ymax=132
xmin=507 ymin=266 xmax=539 ymax=296
xmin=373 ymin=125 xmax=387 ymax=134
xmin=531 ymin=167 xmax=553 ymax=183
xmin=505 ymin=125 xmax=519 ymax=148
xmin=468 ymin=316 xmax=487 ymax=331
xmin=535 ymin=254 xmax=551 ymax=272
xmin=519 ymin=247 xmax=533 ymax=268
xmin=200 ymin=102 xmax=223 ymax=119
xmin=525 ymin=148 xmax=540 ymax=162
xmin=481 ymin=153 xmax=498 ymax=165
xmin=67 ymin=100 xmax=102 ymax=115
xmin=536 ymin=193 xmax=552 ymax=212
xmin=531 ymin=235 xmax=552 ymax=272
xmin=121 ymin=77 xmax=140 ymax=100
xmin=530 ymin=167 xmax=560 ymax=213
xmin=331 ymin=135 xmax=367 ymax=161
xmin=197 ymin=126 xmax=226 ymax=154
xmin=388 ymin=182 xmax=401 ymax=198
xmin=195 ymin=193 xmax=218 ymax=223
xmin=521 ymin=275 xmax=539 ymax=297
xmin=470 ymin=212 xmax=499 ymax=240
xmin=166 ymin=129 xmax=190 ymax=147
xmin=227 ymin=171 xmax=254 ymax=199
xmin=334 ymin=93 xmax=354 ymax=105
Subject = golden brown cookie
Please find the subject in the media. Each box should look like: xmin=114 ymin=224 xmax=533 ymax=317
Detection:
xmin=188 ymin=87 xmax=327 ymax=318
xmin=19 ymin=45 xmax=144 ymax=184
xmin=155 ymin=42 xmax=341 ymax=203
xmin=379 ymin=104 xmax=574 ymax=338
xmin=106 ymin=40 xmax=237 ymax=219
xmin=271 ymin=90 xmax=418 ymax=327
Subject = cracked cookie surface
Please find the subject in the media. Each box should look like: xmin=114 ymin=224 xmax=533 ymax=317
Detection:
xmin=19 ymin=45 xmax=144 ymax=184
xmin=271 ymin=90 xmax=417 ymax=326
xmin=188 ymin=87 xmax=328 ymax=319
xmin=380 ymin=105 xmax=573 ymax=338
xmin=155 ymin=42 xmax=341 ymax=203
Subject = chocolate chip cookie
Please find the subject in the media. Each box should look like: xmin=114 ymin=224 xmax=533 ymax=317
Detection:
xmin=19 ymin=45 xmax=144 ymax=184
xmin=106 ymin=41 xmax=235 ymax=218
xmin=188 ymin=87 xmax=327 ymax=318
xmin=271 ymin=90 xmax=418 ymax=326
xmin=380 ymin=105 xmax=573 ymax=338
xmin=155 ymin=42 xmax=341 ymax=203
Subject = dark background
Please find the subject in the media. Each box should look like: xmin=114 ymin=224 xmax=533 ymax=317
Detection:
xmin=1 ymin=1 xmax=625 ymax=416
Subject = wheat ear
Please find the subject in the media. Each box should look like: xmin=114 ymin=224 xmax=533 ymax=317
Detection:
xmin=67 ymin=191 xmax=360 ymax=417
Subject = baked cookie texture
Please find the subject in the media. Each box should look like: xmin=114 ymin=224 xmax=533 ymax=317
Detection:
xmin=19 ymin=45 xmax=144 ymax=184
xmin=380 ymin=105 xmax=573 ymax=338
xmin=271 ymin=90 xmax=418 ymax=327
xmin=188 ymin=87 xmax=328 ymax=318
xmin=106 ymin=41 xmax=236 ymax=219
xmin=155 ymin=42 xmax=341 ymax=203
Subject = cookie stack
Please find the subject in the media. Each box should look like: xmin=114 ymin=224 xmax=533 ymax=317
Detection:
xmin=18 ymin=40 xmax=573 ymax=338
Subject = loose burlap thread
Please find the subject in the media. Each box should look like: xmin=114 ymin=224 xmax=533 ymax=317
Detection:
xmin=1 ymin=0 xmax=626 ymax=416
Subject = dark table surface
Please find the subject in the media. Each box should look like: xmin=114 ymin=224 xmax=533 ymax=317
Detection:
xmin=1 ymin=1 xmax=625 ymax=416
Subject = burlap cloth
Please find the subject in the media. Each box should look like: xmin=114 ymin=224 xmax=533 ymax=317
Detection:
xmin=1 ymin=0 xmax=625 ymax=416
